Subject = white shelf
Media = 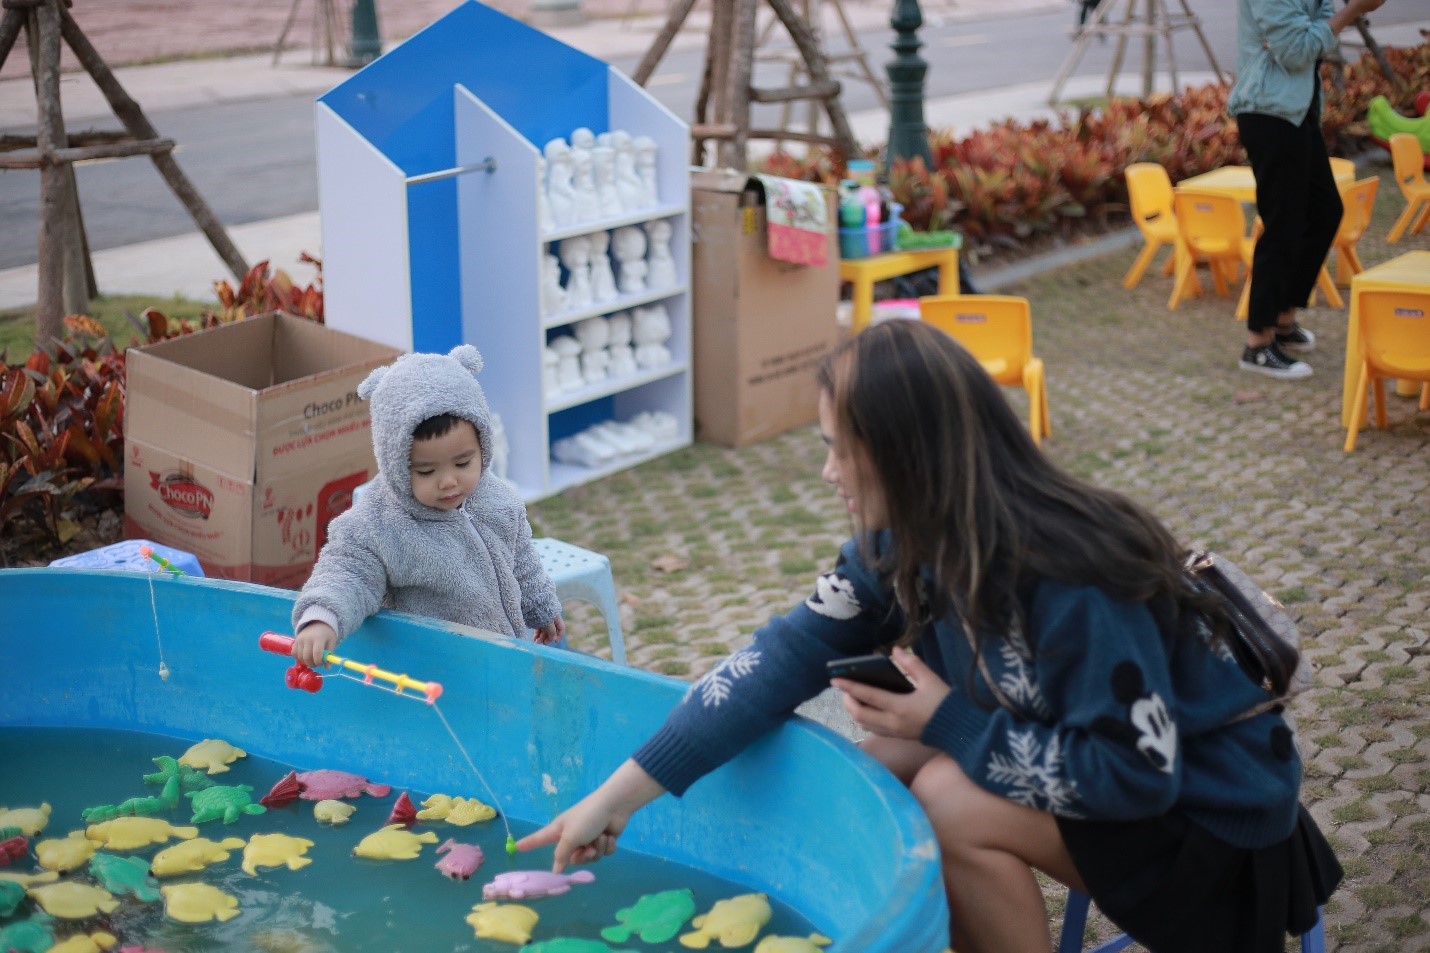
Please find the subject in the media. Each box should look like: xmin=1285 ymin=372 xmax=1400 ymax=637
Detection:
xmin=544 ymin=362 xmax=688 ymax=413
xmin=542 ymin=203 xmax=686 ymax=243
xmin=546 ymin=434 xmax=689 ymax=497
xmin=542 ymin=284 xmax=689 ymax=330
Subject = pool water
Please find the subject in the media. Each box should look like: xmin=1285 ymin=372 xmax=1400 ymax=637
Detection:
xmin=0 ymin=727 xmax=821 ymax=951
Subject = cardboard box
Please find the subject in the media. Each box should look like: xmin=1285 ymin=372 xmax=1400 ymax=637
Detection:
xmin=691 ymin=169 xmax=840 ymax=447
xmin=124 ymin=313 xmax=402 ymax=587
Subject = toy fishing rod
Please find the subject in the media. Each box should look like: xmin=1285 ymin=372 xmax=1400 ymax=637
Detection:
xmin=258 ymin=632 xmax=444 ymax=703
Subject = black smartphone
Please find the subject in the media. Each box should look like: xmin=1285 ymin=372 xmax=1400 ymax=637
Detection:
xmin=826 ymin=653 xmax=915 ymax=694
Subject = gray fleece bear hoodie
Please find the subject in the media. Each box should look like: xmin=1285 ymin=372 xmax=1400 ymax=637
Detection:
xmin=292 ymin=344 xmax=561 ymax=641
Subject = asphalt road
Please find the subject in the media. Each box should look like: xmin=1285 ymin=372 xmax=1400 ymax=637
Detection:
xmin=0 ymin=3 xmax=1420 ymax=270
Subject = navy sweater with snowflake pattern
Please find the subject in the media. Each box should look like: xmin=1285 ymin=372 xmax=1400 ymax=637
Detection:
xmin=634 ymin=538 xmax=1304 ymax=850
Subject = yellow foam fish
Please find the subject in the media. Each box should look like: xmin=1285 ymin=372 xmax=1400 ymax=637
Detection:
xmin=753 ymin=935 xmax=833 ymax=953
xmin=0 ymin=803 xmax=52 ymax=837
xmin=35 ymin=830 xmax=98 ymax=873
xmin=178 ymin=739 xmax=247 ymax=775
xmin=680 ymin=893 xmax=772 ymax=949
xmin=86 ymin=817 xmax=199 ymax=851
xmin=151 ymin=836 xmax=247 ymax=877
xmin=313 ymin=799 xmax=357 ymax=825
xmin=49 ymin=931 xmax=118 ymax=953
xmin=353 ymin=824 xmax=438 ymax=860
xmin=242 ymin=833 xmax=316 ymax=876
xmin=160 ymin=881 xmax=241 ymax=922
xmin=27 ymin=881 xmax=120 ymax=919
xmin=416 ymin=793 xmax=496 ymax=825
xmin=0 ymin=869 xmax=59 ymax=886
xmin=465 ymin=901 xmax=540 ymax=944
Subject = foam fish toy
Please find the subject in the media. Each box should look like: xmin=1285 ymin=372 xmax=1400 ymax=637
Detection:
xmin=144 ymin=755 xmax=214 ymax=792
xmin=465 ymin=901 xmax=539 ymax=944
xmin=83 ymin=774 xmax=181 ymax=823
xmin=86 ymin=817 xmax=199 ymax=851
xmin=49 ymin=931 xmax=119 ymax=953
xmin=416 ymin=793 xmax=497 ymax=825
xmin=35 ymin=830 xmax=99 ymax=874
xmin=521 ymin=940 xmax=634 ymax=953
xmin=88 ymin=852 xmax=161 ymax=902
xmin=178 ymin=739 xmax=247 ymax=775
xmin=242 ymin=833 xmax=315 ymax=875
xmin=259 ymin=771 xmax=303 ymax=809
xmin=160 ymin=882 xmax=240 ymax=923
xmin=482 ymin=869 xmax=595 ymax=901
xmin=0 ymin=869 xmax=59 ymax=886
xmin=1 ymin=830 xmax=29 ymax=865
xmin=150 ymin=836 xmax=246 ymax=877
xmin=753 ymin=935 xmax=832 ymax=953
xmin=296 ymin=770 xmax=392 ymax=801
xmin=679 ymin=893 xmax=772 ymax=949
xmin=387 ymin=792 xmax=418 ymax=828
xmin=313 ymin=800 xmax=356 ymax=825
xmin=187 ymin=784 xmax=266 ymax=824
xmin=26 ymin=881 xmax=120 ymax=919
xmin=0 ymin=878 xmax=26 ymax=917
xmin=0 ymin=804 xmax=52 ymax=837
xmin=602 ymin=888 xmax=697 ymax=944
xmin=0 ymin=914 xmax=54 ymax=953
xmin=434 ymin=838 xmax=484 ymax=880
xmin=353 ymin=824 xmax=438 ymax=860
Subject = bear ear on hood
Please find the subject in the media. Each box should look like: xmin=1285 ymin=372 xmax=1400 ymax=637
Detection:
xmin=448 ymin=344 xmax=484 ymax=377
xmin=357 ymin=364 xmax=389 ymax=401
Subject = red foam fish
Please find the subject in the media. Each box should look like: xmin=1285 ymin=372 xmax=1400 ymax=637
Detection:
xmin=387 ymin=792 xmax=417 ymax=829
xmin=0 ymin=834 xmax=28 ymax=865
xmin=260 ymin=770 xmax=304 ymax=808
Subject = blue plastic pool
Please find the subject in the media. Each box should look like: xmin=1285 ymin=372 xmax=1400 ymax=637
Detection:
xmin=0 ymin=568 xmax=949 ymax=951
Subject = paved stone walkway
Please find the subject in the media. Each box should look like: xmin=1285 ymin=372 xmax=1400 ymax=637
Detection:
xmin=529 ymin=186 xmax=1430 ymax=952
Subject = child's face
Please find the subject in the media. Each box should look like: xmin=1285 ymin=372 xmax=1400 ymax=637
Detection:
xmin=818 ymin=390 xmax=887 ymax=530
xmin=409 ymin=420 xmax=482 ymax=511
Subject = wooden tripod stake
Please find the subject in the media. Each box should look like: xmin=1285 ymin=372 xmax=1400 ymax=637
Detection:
xmin=1047 ymin=0 xmax=1224 ymax=107
xmin=0 ymin=0 xmax=249 ymax=344
xmin=631 ymin=0 xmax=860 ymax=168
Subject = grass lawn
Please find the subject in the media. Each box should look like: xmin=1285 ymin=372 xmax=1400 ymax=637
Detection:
xmin=0 ymin=293 xmax=213 ymax=358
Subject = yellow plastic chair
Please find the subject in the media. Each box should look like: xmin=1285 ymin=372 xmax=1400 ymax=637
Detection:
xmin=1235 ymin=217 xmax=1342 ymax=320
xmin=1387 ymin=133 xmax=1430 ymax=243
xmin=1169 ymin=189 xmax=1249 ymax=311
xmin=919 ymin=294 xmax=1052 ymax=445
xmin=1328 ymin=156 xmax=1356 ymax=182
xmin=1331 ymin=176 xmax=1380 ymax=286
xmin=1122 ymin=163 xmax=1179 ymax=289
xmin=1344 ymin=288 xmax=1430 ymax=452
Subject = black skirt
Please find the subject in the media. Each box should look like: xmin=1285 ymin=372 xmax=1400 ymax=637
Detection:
xmin=1057 ymin=805 xmax=1342 ymax=953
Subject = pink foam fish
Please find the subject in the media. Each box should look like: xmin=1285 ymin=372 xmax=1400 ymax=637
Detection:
xmin=295 ymin=770 xmax=392 ymax=801
xmin=434 ymin=838 xmax=485 ymax=880
xmin=482 ymin=868 xmax=595 ymax=900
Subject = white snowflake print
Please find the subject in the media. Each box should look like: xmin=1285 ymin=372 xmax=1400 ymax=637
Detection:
xmin=1130 ymin=692 xmax=1178 ymax=773
xmin=996 ymin=640 xmax=1050 ymax=719
xmin=806 ymin=571 xmax=861 ymax=619
xmin=987 ymin=729 xmax=1083 ymax=816
xmin=683 ymin=648 xmax=763 ymax=708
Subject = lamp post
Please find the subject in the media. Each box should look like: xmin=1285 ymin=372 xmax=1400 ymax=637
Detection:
xmin=885 ymin=0 xmax=932 ymax=172
xmin=349 ymin=0 xmax=382 ymax=67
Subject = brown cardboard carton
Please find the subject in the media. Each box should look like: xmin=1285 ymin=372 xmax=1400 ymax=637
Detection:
xmin=123 ymin=313 xmax=402 ymax=586
xmin=691 ymin=169 xmax=840 ymax=447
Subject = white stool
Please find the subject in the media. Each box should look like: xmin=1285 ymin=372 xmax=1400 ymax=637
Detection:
xmin=532 ymin=537 xmax=628 ymax=666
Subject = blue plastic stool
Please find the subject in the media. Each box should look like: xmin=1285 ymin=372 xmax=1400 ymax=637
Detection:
xmin=532 ymin=537 xmax=627 ymax=666
xmin=1060 ymin=891 xmax=1326 ymax=953
xmin=49 ymin=539 xmax=205 ymax=577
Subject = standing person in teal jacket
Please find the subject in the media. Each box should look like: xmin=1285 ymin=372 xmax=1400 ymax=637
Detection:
xmin=518 ymin=321 xmax=1341 ymax=953
xmin=1227 ymin=0 xmax=1387 ymax=380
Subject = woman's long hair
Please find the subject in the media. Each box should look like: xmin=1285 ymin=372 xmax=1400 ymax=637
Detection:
xmin=815 ymin=320 xmax=1212 ymax=650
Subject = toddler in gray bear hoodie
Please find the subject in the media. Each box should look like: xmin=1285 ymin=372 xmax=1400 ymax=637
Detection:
xmin=290 ymin=345 xmax=563 ymax=666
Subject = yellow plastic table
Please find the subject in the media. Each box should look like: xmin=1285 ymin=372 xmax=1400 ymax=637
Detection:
xmin=839 ymin=245 xmax=960 ymax=333
xmin=1178 ymin=163 xmax=1354 ymax=204
xmin=1341 ymin=250 xmax=1430 ymax=427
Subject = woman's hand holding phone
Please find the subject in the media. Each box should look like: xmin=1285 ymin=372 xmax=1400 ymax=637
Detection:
xmin=830 ymin=646 xmax=951 ymax=741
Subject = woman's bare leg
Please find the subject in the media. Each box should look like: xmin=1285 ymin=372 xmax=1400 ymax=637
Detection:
xmin=859 ymin=735 xmax=940 ymax=785
xmin=909 ymin=753 xmax=1087 ymax=953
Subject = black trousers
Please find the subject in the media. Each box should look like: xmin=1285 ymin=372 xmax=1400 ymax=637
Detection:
xmin=1237 ymin=107 xmax=1342 ymax=334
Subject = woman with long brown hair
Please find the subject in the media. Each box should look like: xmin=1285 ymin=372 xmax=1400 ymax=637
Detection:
xmin=519 ymin=320 xmax=1339 ymax=952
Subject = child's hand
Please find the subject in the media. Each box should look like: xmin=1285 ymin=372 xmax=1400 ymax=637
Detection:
xmin=293 ymin=622 xmax=338 ymax=667
xmin=533 ymin=617 xmax=566 ymax=645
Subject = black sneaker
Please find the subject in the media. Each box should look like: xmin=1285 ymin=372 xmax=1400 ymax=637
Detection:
xmin=1275 ymin=322 xmax=1316 ymax=353
xmin=1240 ymin=342 xmax=1312 ymax=379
